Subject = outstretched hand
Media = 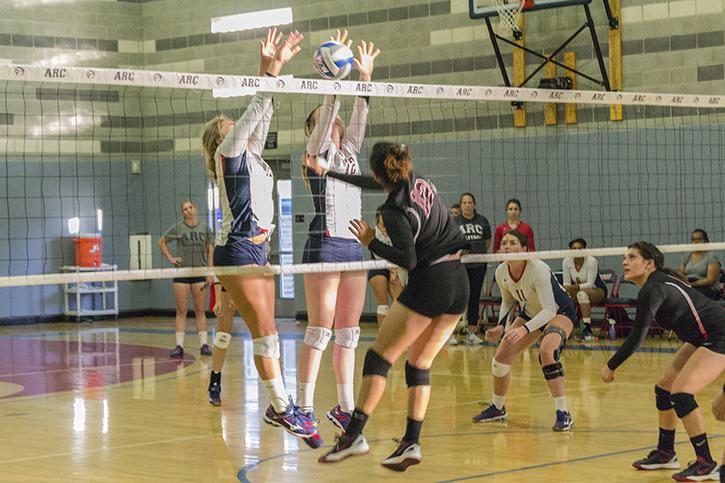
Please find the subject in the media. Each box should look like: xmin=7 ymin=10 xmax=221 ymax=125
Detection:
xmin=354 ymin=40 xmax=381 ymax=81
xmin=331 ymin=29 xmax=353 ymax=49
xmin=259 ymin=28 xmax=283 ymax=75
xmin=349 ymin=219 xmax=375 ymax=246
xmin=266 ymin=30 xmax=304 ymax=76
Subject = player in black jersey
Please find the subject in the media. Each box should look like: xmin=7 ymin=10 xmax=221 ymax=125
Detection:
xmin=310 ymin=142 xmax=469 ymax=471
xmin=601 ymin=241 xmax=725 ymax=482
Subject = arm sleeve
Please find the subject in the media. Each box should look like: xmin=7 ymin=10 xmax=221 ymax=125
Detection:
xmin=496 ymin=269 xmax=516 ymax=326
xmin=247 ymin=95 xmax=274 ymax=156
xmin=161 ymin=223 xmax=178 ymax=241
xmin=525 ymin=224 xmax=535 ymax=251
xmin=483 ymin=217 xmax=492 ymax=241
xmin=579 ymin=257 xmax=598 ymax=289
xmin=368 ymin=208 xmax=417 ymax=271
xmin=218 ymin=93 xmax=273 ymax=159
xmin=562 ymin=259 xmax=572 ymax=285
xmin=343 ymin=96 xmax=369 ymax=153
xmin=493 ymin=225 xmax=502 ymax=254
xmin=523 ymin=264 xmax=558 ymax=333
xmin=326 ymin=171 xmax=384 ymax=190
xmin=306 ymin=95 xmax=339 ymax=157
xmin=607 ymin=285 xmax=662 ymax=370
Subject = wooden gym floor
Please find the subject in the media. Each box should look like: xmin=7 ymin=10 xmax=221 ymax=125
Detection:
xmin=0 ymin=317 xmax=722 ymax=482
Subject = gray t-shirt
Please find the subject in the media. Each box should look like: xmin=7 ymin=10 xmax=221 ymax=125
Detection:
xmin=680 ymin=251 xmax=721 ymax=290
xmin=162 ymin=221 xmax=213 ymax=268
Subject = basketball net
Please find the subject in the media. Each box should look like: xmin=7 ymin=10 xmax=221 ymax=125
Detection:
xmin=495 ymin=0 xmax=534 ymax=35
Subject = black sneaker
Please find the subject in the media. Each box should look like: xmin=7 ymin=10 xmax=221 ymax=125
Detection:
xmin=381 ymin=439 xmax=421 ymax=472
xmin=671 ymin=457 xmax=718 ymax=481
xmin=170 ymin=345 xmax=184 ymax=358
xmin=633 ymin=449 xmax=680 ymax=470
xmin=200 ymin=344 xmax=212 ymax=356
xmin=208 ymin=382 xmax=221 ymax=406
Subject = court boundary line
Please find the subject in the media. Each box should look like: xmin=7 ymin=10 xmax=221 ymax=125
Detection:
xmin=236 ymin=432 xmax=724 ymax=482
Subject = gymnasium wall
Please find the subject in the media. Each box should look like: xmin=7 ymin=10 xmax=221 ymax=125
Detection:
xmin=0 ymin=0 xmax=724 ymax=320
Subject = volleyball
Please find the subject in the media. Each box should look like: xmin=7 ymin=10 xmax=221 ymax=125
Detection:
xmin=313 ymin=41 xmax=354 ymax=80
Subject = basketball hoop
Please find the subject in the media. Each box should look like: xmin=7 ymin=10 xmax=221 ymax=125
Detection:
xmin=494 ymin=0 xmax=535 ymax=35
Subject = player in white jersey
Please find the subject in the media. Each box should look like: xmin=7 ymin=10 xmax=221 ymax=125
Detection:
xmin=562 ymin=238 xmax=607 ymax=341
xmin=296 ymin=30 xmax=381 ymax=449
xmin=472 ymin=230 xmax=577 ymax=431
xmin=368 ymin=208 xmax=406 ymax=327
xmin=200 ymin=29 xmax=317 ymax=439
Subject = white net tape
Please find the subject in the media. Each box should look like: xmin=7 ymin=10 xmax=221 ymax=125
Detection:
xmin=1 ymin=242 xmax=721 ymax=288
xmin=495 ymin=0 xmax=523 ymax=33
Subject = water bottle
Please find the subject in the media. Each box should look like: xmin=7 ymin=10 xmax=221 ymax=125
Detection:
xmin=608 ymin=318 xmax=616 ymax=340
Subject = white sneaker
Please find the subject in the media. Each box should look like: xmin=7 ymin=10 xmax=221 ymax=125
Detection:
xmin=318 ymin=433 xmax=369 ymax=463
xmin=381 ymin=439 xmax=422 ymax=472
xmin=467 ymin=332 xmax=484 ymax=345
xmin=447 ymin=335 xmax=459 ymax=346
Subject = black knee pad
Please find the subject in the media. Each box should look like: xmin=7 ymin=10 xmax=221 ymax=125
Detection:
xmin=362 ymin=349 xmax=392 ymax=378
xmin=542 ymin=362 xmax=565 ymax=380
xmin=655 ymin=385 xmax=674 ymax=411
xmin=671 ymin=392 xmax=698 ymax=419
xmin=405 ymin=361 xmax=430 ymax=387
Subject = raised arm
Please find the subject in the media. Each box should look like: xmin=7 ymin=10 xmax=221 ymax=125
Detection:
xmin=343 ymin=96 xmax=369 ymax=153
xmin=326 ymin=171 xmax=383 ymax=190
xmin=306 ymin=95 xmax=340 ymax=157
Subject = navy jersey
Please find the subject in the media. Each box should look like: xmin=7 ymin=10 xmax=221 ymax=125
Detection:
xmin=305 ymin=95 xmax=367 ymax=239
xmin=215 ymin=93 xmax=275 ymax=246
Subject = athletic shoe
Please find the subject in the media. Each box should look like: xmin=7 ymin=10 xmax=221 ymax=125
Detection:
xmin=552 ymin=410 xmax=574 ymax=431
xmin=472 ymin=404 xmax=506 ymax=423
xmin=578 ymin=331 xmax=594 ymax=342
xmin=263 ymin=401 xmax=317 ymax=438
xmin=326 ymin=405 xmax=352 ymax=432
xmin=300 ymin=410 xmax=325 ymax=448
xmin=632 ymin=449 xmax=680 ymax=470
xmin=447 ymin=335 xmax=459 ymax=346
xmin=200 ymin=344 xmax=212 ymax=356
xmin=318 ymin=433 xmax=370 ymax=463
xmin=208 ymin=382 xmax=221 ymax=406
xmin=671 ymin=457 xmax=718 ymax=481
xmin=381 ymin=439 xmax=422 ymax=472
xmin=467 ymin=332 xmax=484 ymax=345
xmin=170 ymin=345 xmax=184 ymax=358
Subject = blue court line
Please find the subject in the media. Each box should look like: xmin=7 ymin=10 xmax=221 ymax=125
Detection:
xmin=236 ymin=430 xmax=723 ymax=482
xmin=437 ymin=434 xmax=724 ymax=482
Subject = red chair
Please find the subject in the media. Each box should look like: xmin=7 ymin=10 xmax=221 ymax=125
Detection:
xmin=600 ymin=273 xmax=638 ymax=337
xmin=478 ymin=275 xmax=502 ymax=325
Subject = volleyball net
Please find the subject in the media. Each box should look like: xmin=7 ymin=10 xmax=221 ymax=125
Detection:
xmin=1 ymin=63 xmax=724 ymax=300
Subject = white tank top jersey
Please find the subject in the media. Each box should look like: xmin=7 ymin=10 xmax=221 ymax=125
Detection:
xmin=214 ymin=92 xmax=275 ymax=246
xmin=495 ymin=258 xmax=569 ymax=333
xmin=306 ymin=95 xmax=367 ymax=239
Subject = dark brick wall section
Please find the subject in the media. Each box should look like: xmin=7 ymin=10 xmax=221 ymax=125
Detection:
xmin=697 ymin=64 xmax=725 ymax=82
xmin=36 ymin=88 xmax=120 ymax=103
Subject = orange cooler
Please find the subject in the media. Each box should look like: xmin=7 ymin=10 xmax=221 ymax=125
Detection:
xmin=75 ymin=234 xmax=102 ymax=267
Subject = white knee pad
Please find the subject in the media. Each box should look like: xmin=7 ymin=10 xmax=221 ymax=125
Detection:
xmin=576 ymin=291 xmax=590 ymax=304
xmin=376 ymin=305 xmax=389 ymax=316
xmin=335 ymin=327 xmax=361 ymax=349
xmin=213 ymin=331 xmax=232 ymax=349
xmin=304 ymin=326 xmax=332 ymax=351
xmin=491 ymin=358 xmax=512 ymax=378
xmin=253 ymin=334 xmax=280 ymax=358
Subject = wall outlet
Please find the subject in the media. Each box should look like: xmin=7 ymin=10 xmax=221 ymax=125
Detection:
xmin=131 ymin=159 xmax=141 ymax=174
